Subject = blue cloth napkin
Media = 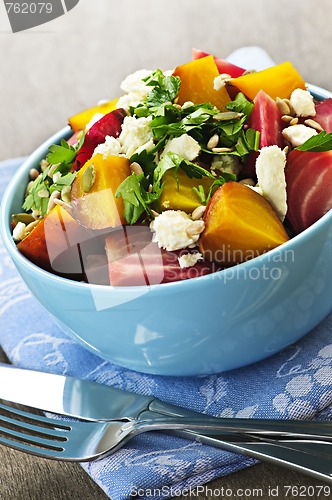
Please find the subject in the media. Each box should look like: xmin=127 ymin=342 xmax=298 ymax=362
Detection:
xmin=1 ymin=48 xmax=332 ymax=499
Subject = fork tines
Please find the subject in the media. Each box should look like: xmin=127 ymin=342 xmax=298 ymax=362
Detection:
xmin=0 ymin=402 xmax=71 ymax=457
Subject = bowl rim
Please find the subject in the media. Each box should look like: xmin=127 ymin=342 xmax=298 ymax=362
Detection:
xmin=1 ymin=84 xmax=332 ymax=295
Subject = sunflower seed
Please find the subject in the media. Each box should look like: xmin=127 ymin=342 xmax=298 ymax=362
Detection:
xmin=29 ymin=168 xmax=39 ymax=180
xmin=25 ymin=220 xmax=40 ymax=234
xmin=47 ymin=190 xmax=61 ymax=214
xmin=212 ymin=147 xmax=233 ymax=153
xmin=304 ymin=119 xmax=324 ymax=132
xmin=82 ymin=164 xmax=96 ymax=193
xmin=31 ymin=209 xmax=42 ymax=218
xmin=48 ymin=163 xmax=60 ymax=178
xmin=289 ymin=117 xmax=299 ymax=126
xmin=276 ymin=97 xmax=290 ymax=116
xmin=26 ymin=181 xmax=34 ymax=195
xmin=283 ymin=98 xmax=296 ymax=116
xmin=53 ymin=198 xmax=73 ymax=216
xmin=40 ymin=159 xmax=49 ymax=172
xmin=191 ymin=205 xmax=206 ymax=220
xmin=130 ymin=162 xmax=143 ymax=175
xmin=238 ymin=178 xmax=255 ymax=186
xmin=281 ymin=114 xmax=294 ymax=123
xmin=283 ymin=139 xmax=293 ymax=152
xmin=207 ymin=134 xmax=219 ymax=150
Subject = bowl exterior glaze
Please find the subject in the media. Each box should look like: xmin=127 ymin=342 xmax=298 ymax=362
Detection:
xmin=1 ymin=87 xmax=332 ymax=376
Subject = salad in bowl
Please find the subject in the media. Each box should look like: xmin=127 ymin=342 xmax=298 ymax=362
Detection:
xmin=10 ymin=50 xmax=332 ymax=286
xmin=2 ymin=49 xmax=332 ymax=376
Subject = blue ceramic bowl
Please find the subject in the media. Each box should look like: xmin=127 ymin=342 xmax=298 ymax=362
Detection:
xmin=1 ymin=85 xmax=332 ymax=376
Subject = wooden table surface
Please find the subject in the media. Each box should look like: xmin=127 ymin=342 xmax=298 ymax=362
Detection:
xmin=1 ymin=1 xmax=332 ymax=498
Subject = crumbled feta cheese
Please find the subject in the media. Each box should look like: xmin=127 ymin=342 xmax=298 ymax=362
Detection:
xmin=92 ymin=116 xmax=154 ymax=159
xmin=133 ymin=138 xmax=155 ymax=156
xmin=85 ymin=113 xmax=104 ymax=131
xmin=150 ymin=210 xmax=205 ymax=251
xmin=282 ymin=124 xmax=318 ymax=147
xmin=120 ymin=69 xmax=153 ymax=95
xmin=211 ymin=155 xmax=241 ymax=176
xmin=119 ymin=116 xmax=154 ymax=158
xmin=116 ymin=94 xmax=141 ymax=112
xmin=93 ymin=135 xmax=122 ymax=159
xmin=214 ymin=75 xmax=227 ymax=91
xmin=13 ymin=222 xmax=27 ymax=242
xmin=290 ymin=89 xmax=316 ymax=117
xmin=255 ymin=145 xmax=287 ymax=221
xmin=160 ymin=134 xmax=201 ymax=162
xmin=116 ymin=69 xmax=153 ymax=111
xmin=178 ymin=252 xmax=203 ymax=268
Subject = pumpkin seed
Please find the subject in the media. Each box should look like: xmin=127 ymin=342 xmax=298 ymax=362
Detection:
xmin=82 ymin=164 xmax=96 ymax=193
xmin=12 ymin=213 xmax=36 ymax=225
xmin=214 ymin=111 xmax=243 ymax=121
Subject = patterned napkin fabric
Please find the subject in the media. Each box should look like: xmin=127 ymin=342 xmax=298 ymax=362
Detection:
xmin=1 ymin=50 xmax=332 ymax=500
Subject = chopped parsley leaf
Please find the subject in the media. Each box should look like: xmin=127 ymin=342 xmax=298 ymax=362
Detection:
xmin=296 ymin=130 xmax=332 ymax=152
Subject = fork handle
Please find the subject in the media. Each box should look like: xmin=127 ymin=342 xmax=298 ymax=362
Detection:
xmin=174 ymin=430 xmax=332 ymax=484
xmin=138 ymin=399 xmax=332 ymax=442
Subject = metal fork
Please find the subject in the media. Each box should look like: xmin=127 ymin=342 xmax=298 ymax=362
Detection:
xmin=0 ymin=401 xmax=332 ymax=483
